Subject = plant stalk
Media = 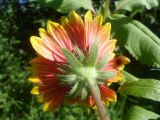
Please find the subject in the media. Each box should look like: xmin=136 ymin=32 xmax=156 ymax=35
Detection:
xmin=88 ymin=78 xmax=110 ymax=120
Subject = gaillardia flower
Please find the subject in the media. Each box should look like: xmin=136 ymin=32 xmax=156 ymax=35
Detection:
xmin=29 ymin=11 xmax=129 ymax=111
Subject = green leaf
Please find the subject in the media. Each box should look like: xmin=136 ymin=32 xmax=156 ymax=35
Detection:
xmin=38 ymin=0 xmax=94 ymax=13
xmin=122 ymin=70 xmax=139 ymax=83
xmin=115 ymin=0 xmax=159 ymax=11
xmin=125 ymin=106 xmax=160 ymax=120
xmin=61 ymin=48 xmax=83 ymax=70
xmin=57 ymin=74 xmax=77 ymax=84
xmin=86 ymin=41 xmax=99 ymax=66
xmin=107 ymin=15 xmax=160 ymax=67
xmin=119 ymin=78 xmax=160 ymax=101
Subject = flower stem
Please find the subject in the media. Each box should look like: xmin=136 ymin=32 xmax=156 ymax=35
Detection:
xmin=88 ymin=78 xmax=110 ymax=120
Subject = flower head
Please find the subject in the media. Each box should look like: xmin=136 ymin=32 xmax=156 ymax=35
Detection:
xmin=29 ymin=11 xmax=130 ymax=111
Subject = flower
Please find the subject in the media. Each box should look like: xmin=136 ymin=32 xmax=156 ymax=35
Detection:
xmin=29 ymin=10 xmax=130 ymax=111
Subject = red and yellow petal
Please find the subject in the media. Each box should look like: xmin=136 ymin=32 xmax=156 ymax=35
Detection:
xmin=84 ymin=11 xmax=102 ymax=49
xmin=106 ymin=71 xmax=124 ymax=83
xmin=30 ymin=36 xmax=54 ymax=61
xmin=47 ymin=21 xmax=73 ymax=51
xmin=62 ymin=11 xmax=86 ymax=51
xmin=97 ymin=23 xmax=111 ymax=43
xmin=85 ymin=84 xmax=117 ymax=108
xmin=29 ymin=57 xmax=61 ymax=76
xmin=93 ymin=14 xmax=103 ymax=26
xmin=39 ymin=28 xmax=67 ymax=63
xmin=39 ymin=80 xmax=70 ymax=111
xmin=98 ymin=39 xmax=117 ymax=64
xmin=86 ymin=95 xmax=95 ymax=107
xmin=99 ymin=84 xmax=117 ymax=102
xmin=107 ymin=56 xmax=130 ymax=70
xmin=84 ymin=10 xmax=93 ymax=48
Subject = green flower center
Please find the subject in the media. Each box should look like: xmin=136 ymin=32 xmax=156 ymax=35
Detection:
xmin=57 ymin=42 xmax=116 ymax=100
xmin=78 ymin=67 xmax=97 ymax=80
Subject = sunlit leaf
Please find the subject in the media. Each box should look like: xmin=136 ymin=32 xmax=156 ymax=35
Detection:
xmin=125 ymin=106 xmax=160 ymax=120
xmin=115 ymin=0 xmax=159 ymax=11
xmin=119 ymin=78 xmax=160 ymax=101
xmin=107 ymin=15 xmax=160 ymax=67
xmin=38 ymin=0 xmax=94 ymax=13
xmin=122 ymin=70 xmax=139 ymax=83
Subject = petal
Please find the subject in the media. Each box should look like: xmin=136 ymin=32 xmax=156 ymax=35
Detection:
xmin=40 ymin=81 xmax=70 ymax=111
xmin=29 ymin=57 xmax=60 ymax=76
xmin=86 ymin=95 xmax=95 ymax=107
xmin=84 ymin=10 xmax=92 ymax=23
xmin=62 ymin=11 xmax=86 ymax=51
xmin=39 ymin=28 xmax=66 ymax=63
xmin=106 ymin=72 xmax=124 ymax=83
xmin=28 ymin=76 xmax=40 ymax=83
xmin=43 ymin=101 xmax=52 ymax=112
xmin=60 ymin=16 xmax=69 ymax=25
xmin=100 ymin=39 xmax=117 ymax=54
xmin=31 ymin=86 xmax=39 ymax=95
xmin=84 ymin=11 xmax=102 ymax=49
xmin=107 ymin=56 xmax=130 ymax=70
xmin=84 ymin=10 xmax=93 ymax=48
xmin=99 ymin=39 xmax=117 ymax=62
xmin=46 ymin=21 xmax=73 ymax=50
xmin=93 ymin=14 xmax=103 ymax=26
xmin=97 ymin=23 xmax=111 ymax=43
xmin=39 ymin=28 xmax=59 ymax=51
xmin=43 ymin=93 xmax=64 ymax=111
xmin=68 ymin=11 xmax=84 ymax=24
xmin=30 ymin=36 xmax=54 ymax=61
xmin=99 ymin=85 xmax=117 ymax=102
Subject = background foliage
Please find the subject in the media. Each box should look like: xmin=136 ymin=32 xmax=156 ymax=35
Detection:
xmin=0 ymin=0 xmax=160 ymax=120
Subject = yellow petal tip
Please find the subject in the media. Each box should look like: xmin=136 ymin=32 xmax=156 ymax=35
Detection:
xmin=28 ymin=77 xmax=40 ymax=83
xmin=43 ymin=102 xmax=51 ymax=112
xmin=31 ymin=86 xmax=39 ymax=95
xmin=85 ymin=10 xmax=93 ymax=21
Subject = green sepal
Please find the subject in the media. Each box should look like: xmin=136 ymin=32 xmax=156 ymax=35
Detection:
xmin=96 ymin=54 xmax=110 ymax=69
xmin=97 ymin=71 xmax=116 ymax=80
xmin=58 ymin=64 xmax=74 ymax=73
xmin=57 ymin=74 xmax=77 ymax=84
xmin=61 ymin=48 xmax=83 ymax=70
xmin=80 ymin=88 xmax=88 ymax=101
xmin=119 ymin=78 xmax=160 ymax=102
xmin=75 ymin=46 xmax=85 ymax=63
xmin=86 ymin=41 xmax=99 ymax=66
xmin=68 ymin=81 xmax=81 ymax=97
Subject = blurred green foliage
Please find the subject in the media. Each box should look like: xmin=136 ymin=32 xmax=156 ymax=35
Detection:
xmin=0 ymin=0 xmax=160 ymax=120
xmin=0 ymin=1 xmax=97 ymax=120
